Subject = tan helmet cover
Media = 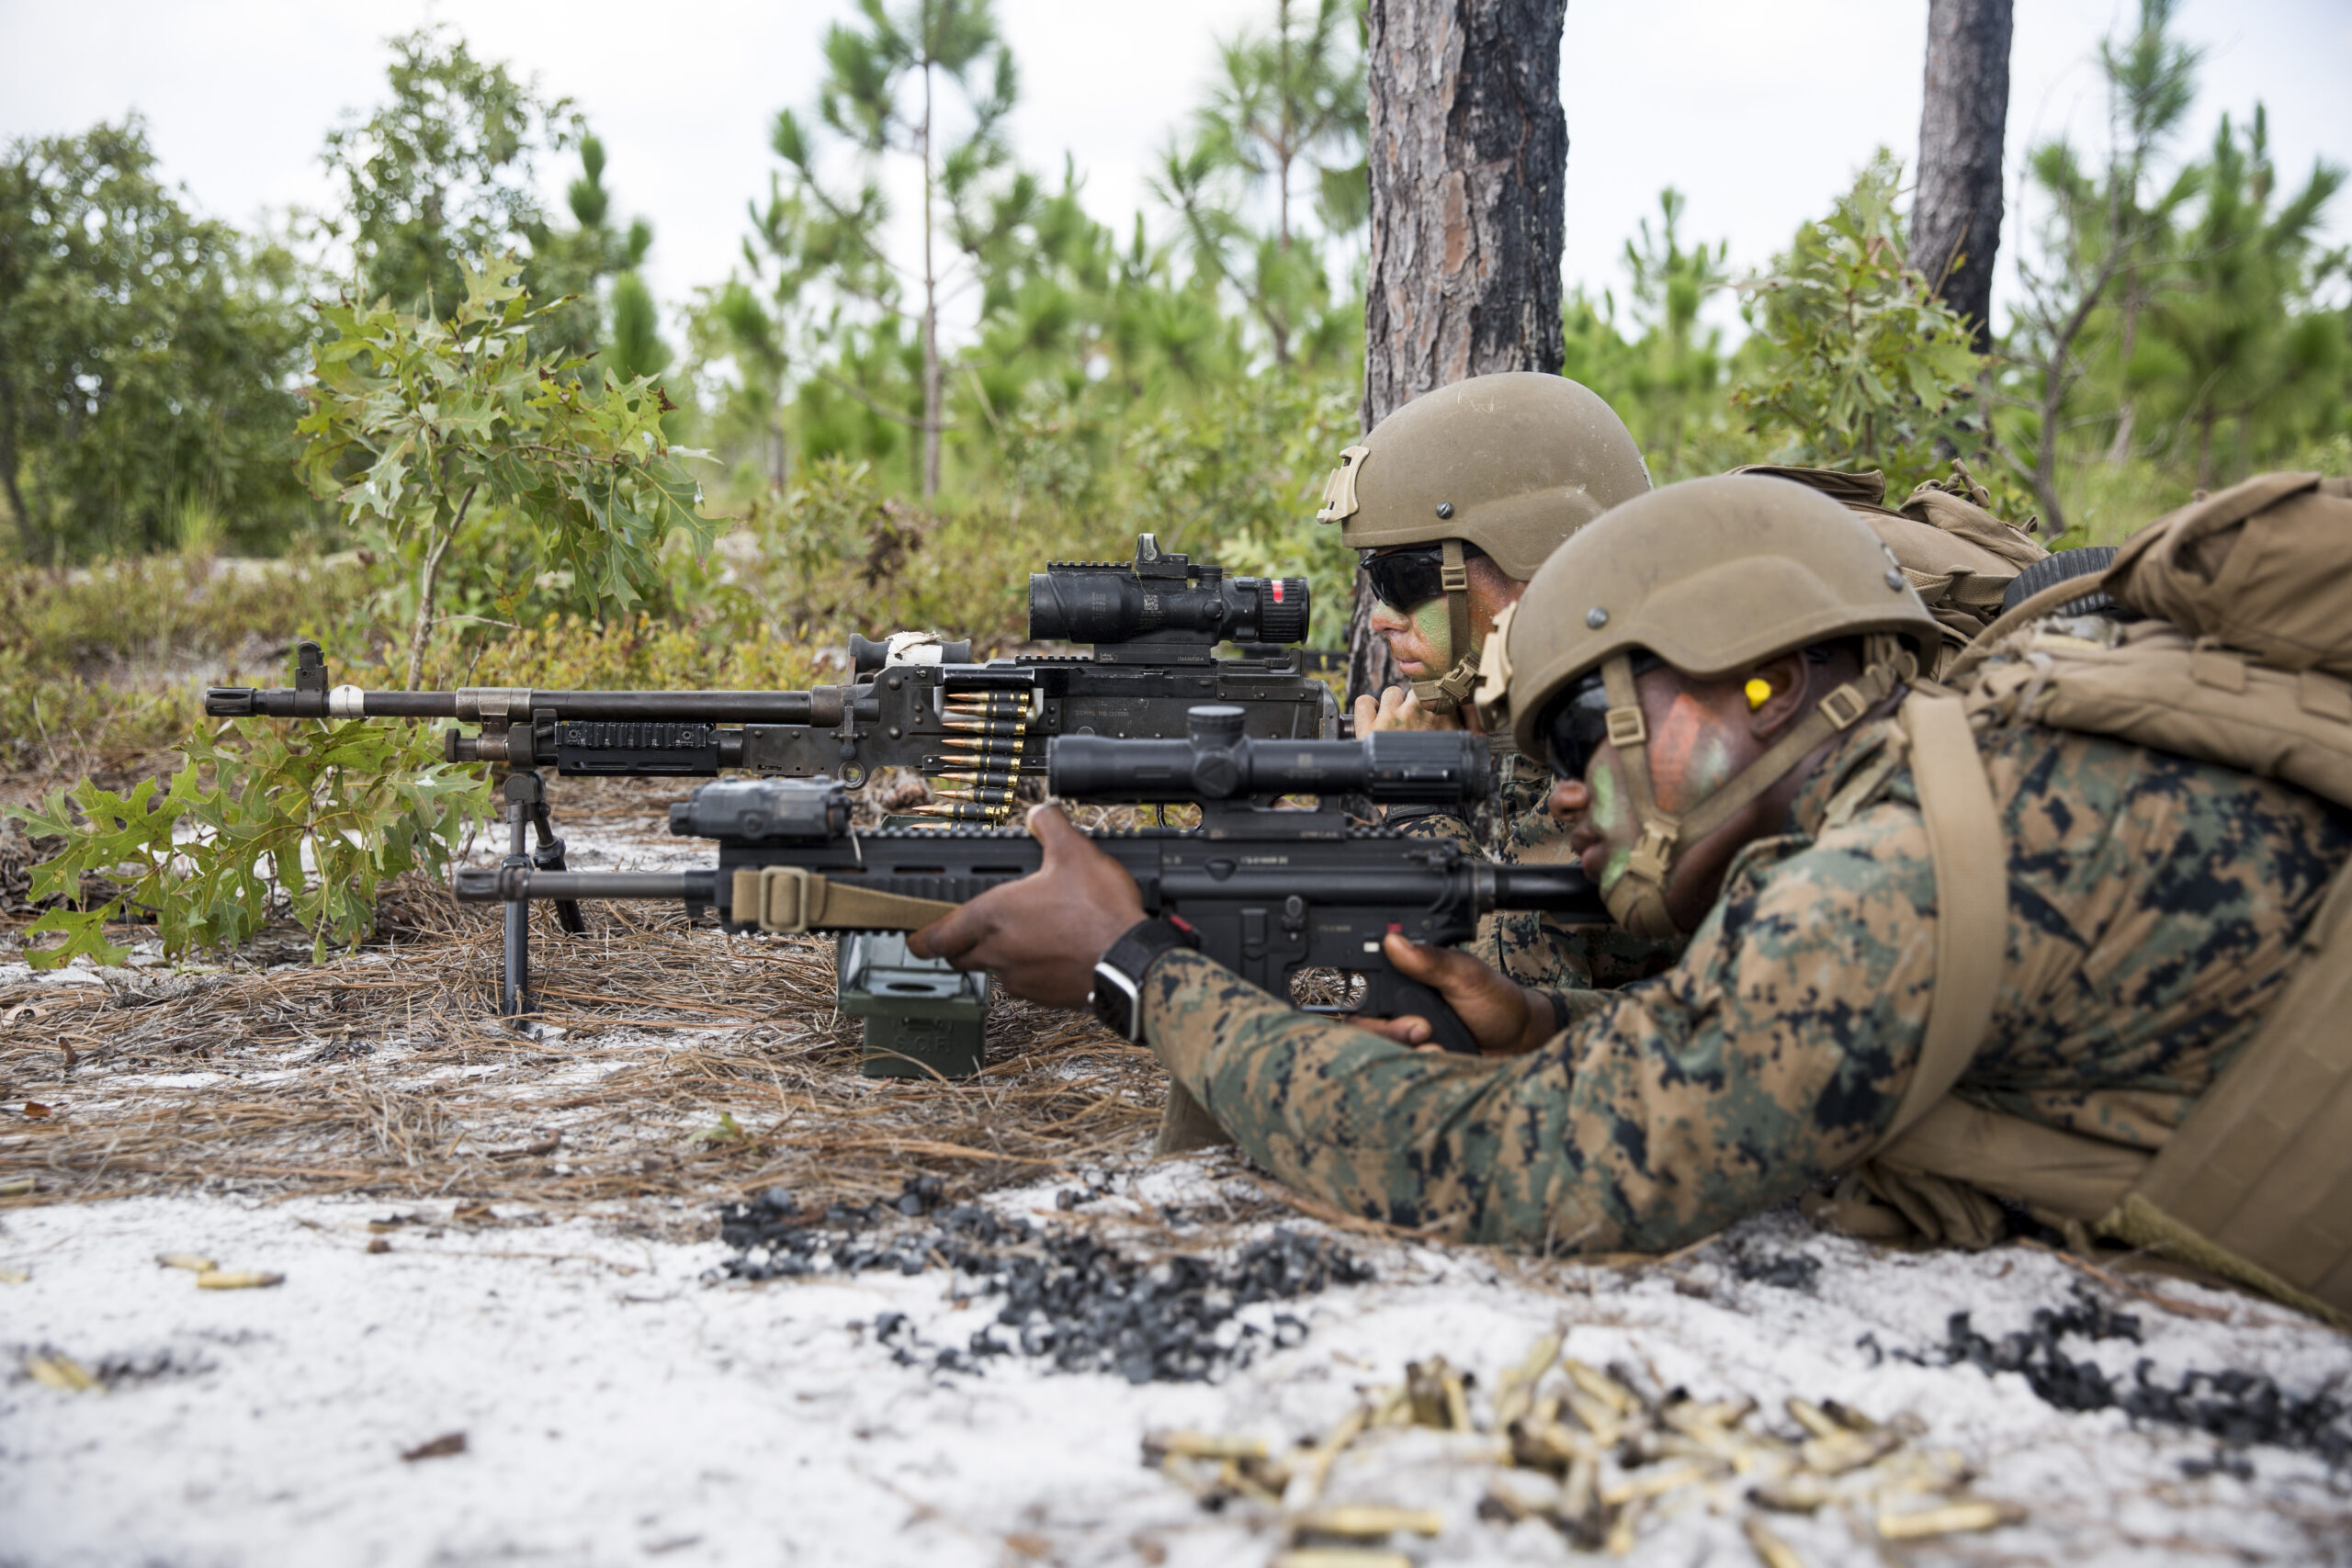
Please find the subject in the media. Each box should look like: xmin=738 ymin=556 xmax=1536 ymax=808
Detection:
xmin=1314 ymin=372 xmax=1652 ymax=578
xmin=1501 ymin=475 xmax=1942 ymax=758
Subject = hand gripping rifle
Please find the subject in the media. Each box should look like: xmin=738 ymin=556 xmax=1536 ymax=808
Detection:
xmin=452 ymin=706 xmax=1606 ymax=1069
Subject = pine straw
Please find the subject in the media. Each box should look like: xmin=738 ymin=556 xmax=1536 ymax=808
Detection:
xmin=0 ymin=888 xmax=1163 ymax=1225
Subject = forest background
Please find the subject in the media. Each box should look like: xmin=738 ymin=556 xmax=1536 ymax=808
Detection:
xmin=0 ymin=0 xmax=2346 ymax=789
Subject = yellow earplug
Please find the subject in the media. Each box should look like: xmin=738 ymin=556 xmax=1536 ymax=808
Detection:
xmin=1745 ymin=677 xmax=1773 ymax=711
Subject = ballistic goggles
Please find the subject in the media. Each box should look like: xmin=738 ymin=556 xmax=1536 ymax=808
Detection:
xmin=1538 ymin=653 xmax=1663 ymax=780
xmin=1360 ymin=543 xmax=1487 ymax=612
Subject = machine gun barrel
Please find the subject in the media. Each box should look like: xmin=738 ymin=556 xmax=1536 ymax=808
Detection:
xmin=206 ymin=678 xmax=835 ymax=727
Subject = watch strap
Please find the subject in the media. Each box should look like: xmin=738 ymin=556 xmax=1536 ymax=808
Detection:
xmin=1090 ymin=917 xmax=1199 ymax=1042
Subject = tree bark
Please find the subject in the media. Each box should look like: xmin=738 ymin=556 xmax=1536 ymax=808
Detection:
xmin=1347 ymin=0 xmax=1568 ymax=705
xmin=1912 ymin=0 xmax=2014 ymax=354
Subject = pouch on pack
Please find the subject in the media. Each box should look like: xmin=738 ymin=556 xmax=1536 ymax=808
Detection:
xmin=1838 ymin=470 xmax=2352 ymax=1325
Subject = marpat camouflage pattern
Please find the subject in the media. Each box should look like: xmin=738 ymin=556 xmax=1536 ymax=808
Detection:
xmin=1144 ymin=718 xmax=2351 ymax=1252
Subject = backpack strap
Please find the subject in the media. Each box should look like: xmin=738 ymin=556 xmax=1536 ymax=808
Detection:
xmin=1868 ymin=693 xmax=2008 ymax=1154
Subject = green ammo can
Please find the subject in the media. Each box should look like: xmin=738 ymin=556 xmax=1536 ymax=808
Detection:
xmin=836 ymin=930 xmax=990 ymax=1079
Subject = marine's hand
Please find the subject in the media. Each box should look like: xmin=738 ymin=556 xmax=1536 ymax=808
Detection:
xmin=1345 ymin=932 xmax=1558 ymax=1056
xmin=1351 ymin=684 xmax=1459 ymax=735
xmin=909 ymin=804 xmax=1145 ymax=1010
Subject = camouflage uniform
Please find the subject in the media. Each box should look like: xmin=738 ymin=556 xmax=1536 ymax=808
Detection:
xmin=1389 ymin=744 xmax=1679 ymax=993
xmin=1143 ymin=717 xmax=2351 ymax=1253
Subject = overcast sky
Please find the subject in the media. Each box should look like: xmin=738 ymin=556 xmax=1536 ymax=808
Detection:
xmin=3 ymin=0 xmax=2346 ymax=347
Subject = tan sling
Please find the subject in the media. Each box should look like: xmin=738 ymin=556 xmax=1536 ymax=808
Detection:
xmin=1865 ymin=694 xmax=2010 ymax=1151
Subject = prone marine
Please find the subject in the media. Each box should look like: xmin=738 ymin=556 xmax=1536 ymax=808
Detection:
xmin=911 ymin=473 xmax=2352 ymax=1322
xmin=1321 ymin=370 xmax=1674 ymax=992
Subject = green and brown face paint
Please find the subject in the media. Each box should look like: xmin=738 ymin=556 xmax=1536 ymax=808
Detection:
xmin=1645 ymin=691 xmax=1736 ymax=814
xmin=1584 ymin=756 xmax=1634 ymax=893
xmin=1408 ymin=596 xmax=1453 ymax=670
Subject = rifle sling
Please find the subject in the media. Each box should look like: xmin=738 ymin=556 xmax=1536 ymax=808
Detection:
xmin=732 ymin=867 xmax=960 ymax=935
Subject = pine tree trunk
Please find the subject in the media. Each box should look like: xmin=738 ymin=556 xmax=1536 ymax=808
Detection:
xmin=920 ymin=60 xmax=943 ymax=499
xmin=1347 ymin=0 xmax=1569 ymax=706
xmin=1911 ymin=0 xmax=2013 ymax=354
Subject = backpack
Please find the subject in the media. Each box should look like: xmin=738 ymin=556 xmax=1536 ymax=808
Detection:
xmin=1839 ymin=472 xmax=2352 ymax=1325
xmin=1732 ymin=464 xmax=2048 ymax=669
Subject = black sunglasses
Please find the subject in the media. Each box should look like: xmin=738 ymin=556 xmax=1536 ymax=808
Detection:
xmin=1541 ymin=654 xmax=1664 ymax=779
xmin=1361 ymin=544 xmax=1483 ymax=612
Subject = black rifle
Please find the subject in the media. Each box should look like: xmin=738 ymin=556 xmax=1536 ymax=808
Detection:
xmin=452 ymin=707 xmax=1606 ymax=1055
xmin=203 ymin=535 xmax=1333 ymax=807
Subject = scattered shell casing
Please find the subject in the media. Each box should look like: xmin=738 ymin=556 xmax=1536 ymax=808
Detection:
xmin=1490 ymin=1330 xmax=1565 ymax=1429
xmin=24 ymin=1352 xmax=99 ymax=1393
xmin=1405 ymin=1358 xmax=1457 ymax=1428
xmin=1603 ymin=1494 xmax=1644 ymax=1557
xmin=1748 ymin=1474 xmax=1832 ymax=1514
xmin=1785 ymin=1398 xmax=1842 ymax=1440
xmin=1565 ymin=1359 xmax=1636 ymax=1416
xmin=1290 ymin=1402 xmax=1374 ymax=1508
xmin=1800 ymin=1427 xmax=1901 ymax=1476
xmin=1145 ymin=1430 xmax=1268 ymax=1463
xmin=1875 ymin=1500 xmax=2026 ymax=1540
xmin=1288 ymin=1506 xmax=1444 ymax=1540
xmin=156 ymin=1252 xmax=218 ymax=1273
xmin=196 ymin=1269 xmax=285 ymax=1291
xmin=1563 ymin=1391 xmax=1623 ymax=1447
xmin=1742 ymin=1515 xmax=1810 ymax=1568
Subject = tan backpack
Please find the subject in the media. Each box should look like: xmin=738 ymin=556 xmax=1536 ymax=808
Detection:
xmin=1732 ymin=464 xmax=2048 ymax=669
xmin=1842 ymin=472 xmax=2352 ymax=1325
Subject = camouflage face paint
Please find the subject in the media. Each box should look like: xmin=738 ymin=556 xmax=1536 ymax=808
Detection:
xmin=1584 ymin=755 xmax=1634 ymax=892
xmin=1646 ymin=692 xmax=1737 ymax=815
xmin=1409 ymin=596 xmax=1453 ymax=669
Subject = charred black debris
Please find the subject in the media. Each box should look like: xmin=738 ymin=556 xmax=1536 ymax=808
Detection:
xmin=717 ymin=1176 xmax=1374 ymax=1383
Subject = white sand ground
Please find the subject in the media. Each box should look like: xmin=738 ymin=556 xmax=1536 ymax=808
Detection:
xmin=4 ymin=1167 xmax=2349 ymax=1568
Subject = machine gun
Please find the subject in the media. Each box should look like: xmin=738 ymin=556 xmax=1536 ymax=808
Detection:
xmin=204 ymin=535 xmax=1339 ymax=1065
xmin=203 ymin=535 xmax=1332 ymax=816
xmin=451 ymin=707 xmax=1607 ymax=1058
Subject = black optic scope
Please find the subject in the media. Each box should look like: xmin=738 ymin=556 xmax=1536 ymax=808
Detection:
xmin=1027 ymin=534 xmax=1307 ymax=660
xmin=1047 ymin=705 xmax=1479 ymax=803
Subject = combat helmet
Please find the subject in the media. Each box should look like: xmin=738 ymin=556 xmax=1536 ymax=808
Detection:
xmin=1479 ymin=474 xmax=1940 ymax=938
xmin=1314 ymin=373 xmax=1651 ymax=712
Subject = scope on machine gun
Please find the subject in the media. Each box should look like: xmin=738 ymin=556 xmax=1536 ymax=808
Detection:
xmin=1027 ymin=534 xmax=1307 ymax=663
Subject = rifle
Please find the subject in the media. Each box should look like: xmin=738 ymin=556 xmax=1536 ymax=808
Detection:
xmin=451 ymin=707 xmax=1606 ymax=1060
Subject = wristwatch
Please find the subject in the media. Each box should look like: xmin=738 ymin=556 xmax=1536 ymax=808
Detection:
xmin=1089 ymin=917 xmax=1199 ymax=1042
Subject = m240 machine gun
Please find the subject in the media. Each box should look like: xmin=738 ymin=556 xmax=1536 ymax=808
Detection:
xmin=453 ymin=707 xmax=1608 ymax=1126
xmin=203 ymin=536 xmax=1340 ymax=1066
xmin=204 ymin=535 xmax=1331 ymax=814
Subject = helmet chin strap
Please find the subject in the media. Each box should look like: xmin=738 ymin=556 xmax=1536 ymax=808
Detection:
xmin=1597 ymin=636 xmax=1915 ymax=940
xmin=1409 ymin=538 xmax=1483 ymax=716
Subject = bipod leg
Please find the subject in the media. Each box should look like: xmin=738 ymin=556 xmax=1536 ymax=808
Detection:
xmin=497 ymin=773 xmax=543 ymax=1022
xmin=524 ymin=784 xmax=587 ymax=936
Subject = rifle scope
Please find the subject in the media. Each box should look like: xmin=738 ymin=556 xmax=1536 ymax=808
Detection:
xmin=1027 ymin=534 xmax=1307 ymax=648
xmin=1047 ymin=705 xmax=1480 ymax=804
